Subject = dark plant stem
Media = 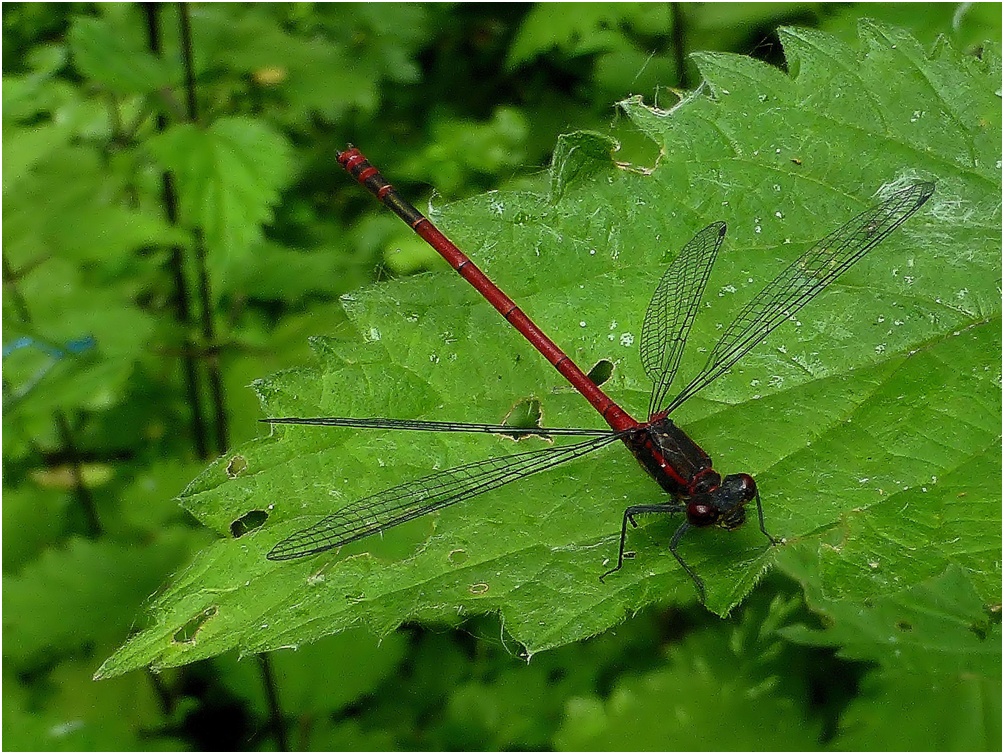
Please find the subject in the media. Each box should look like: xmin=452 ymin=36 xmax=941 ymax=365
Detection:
xmin=256 ymin=654 xmax=288 ymax=751
xmin=2 ymin=253 xmax=31 ymax=322
xmin=178 ymin=4 xmax=199 ymax=119
xmin=178 ymin=2 xmax=230 ymax=455
xmin=54 ymin=411 xmax=102 ymax=537
xmin=145 ymin=668 xmax=176 ymax=716
xmin=670 ymin=2 xmax=687 ymax=88
xmin=143 ymin=1 xmax=210 ymax=460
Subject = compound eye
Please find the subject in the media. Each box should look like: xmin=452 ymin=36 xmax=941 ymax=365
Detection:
xmin=723 ymin=473 xmax=757 ymax=502
xmin=736 ymin=473 xmax=757 ymax=501
xmin=687 ymin=501 xmax=718 ymax=527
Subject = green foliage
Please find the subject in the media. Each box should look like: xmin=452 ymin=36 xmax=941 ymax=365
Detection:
xmin=3 ymin=3 xmax=1000 ymax=751
xmin=784 ymin=565 xmax=1001 ymax=749
xmin=4 ymin=535 xmax=195 ymax=668
xmin=103 ymin=19 xmax=998 ymax=676
xmin=69 ymin=12 xmax=175 ymax=95
xmin=146 ymin=117 xmax=293 ymax=275
xmin=556 ymin=595 xmax=824 ymax=750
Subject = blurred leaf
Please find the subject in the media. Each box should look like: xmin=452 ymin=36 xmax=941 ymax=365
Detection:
xmin=680 ymin=3 xmax=825 ymax=56
xmin=2 ymin=660 xmax=183 ymax=751
xmin=1 ymin=486 xmax=73 ymax=572
xmin=555 ymin=596 xmax=821 ymax=750
xmin=222 ymin=240 xmax=354 ymax=304
xmin=508 ymin=3 xmax=670 ymax=67
xmin=781 ymin=565 xmax=1001 ymax=749
xmin=2 ymin=260 xmax=156 ymax=425
xmin=98 ymin=23 xmax=1001 ymax=676
xmin=3 ymin=534 xmax=195 ymax=668
xmin=508 ymin=4 xmax=681 ymax=105
xmin=68 ymin=12 xmax=174 ymax=96
xmin=380 ymin=232 xmax=443 ymax=277
xmin=395 ymin=106 xmax=531 ymax=197
xmin=782 ymin=565 xmax=999 ymax=675
xmin=117 ymin=459 xmax=219 ymax=534
xmin=822 ymin=2 xmax=1002 ymax=51
xmin=192 ymin=4 xmax=429 ymax=124
xmin=833 ymin=667 xmax=1001 ymax=750
xmin=217 ymin=628 xmax=409 ymax=718
xmin=3 ymin=145 xmax=184 ymax=268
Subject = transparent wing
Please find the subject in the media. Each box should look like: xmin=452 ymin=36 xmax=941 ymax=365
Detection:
xmin=267 ymin=431 xmax=625 ymax=560
xmin=641 ymin=221 xmax=727 ymax=417
xmin=665 ymin=181 xmax=935 ymax=413
xmin=262 ymin=416 xmax=610 ymax=437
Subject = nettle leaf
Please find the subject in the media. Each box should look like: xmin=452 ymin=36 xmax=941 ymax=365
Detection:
xmin=99 ymin=22 xmax=1000 ymax=676
xmin=146 ymin=117 xmax=293 ymax=274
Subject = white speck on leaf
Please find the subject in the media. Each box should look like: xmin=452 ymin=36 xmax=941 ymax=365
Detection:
xmin=50 ymin=721 xmax=84 ymax=738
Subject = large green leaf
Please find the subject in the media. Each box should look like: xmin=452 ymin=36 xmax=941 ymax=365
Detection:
xmin=99 ymin=22 xmax=1000 ymax=676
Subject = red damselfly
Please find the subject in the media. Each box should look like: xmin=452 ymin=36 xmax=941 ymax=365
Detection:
xmin=264 ymin=146 xmax=934 ymax=601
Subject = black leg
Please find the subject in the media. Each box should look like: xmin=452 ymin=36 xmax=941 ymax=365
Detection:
xmin=600 ymin=503 xmax=685 ymax=582
xmin=753 ymin=490 xmax=779 ymax=546
xmin=668 ymin=521 xmax=705 ymax=603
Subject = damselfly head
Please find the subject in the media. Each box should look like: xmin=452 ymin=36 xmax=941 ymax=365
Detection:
xmin=709 ymin=473 xmax=757 ymax=530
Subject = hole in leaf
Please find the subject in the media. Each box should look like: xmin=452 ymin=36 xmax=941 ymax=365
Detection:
xmin=448 ymin=548 xmax=468 ymax=565
xmin=173 ymin=606 xmax=218 ymax=644
xmin=895 ymin=620 xmax=913 ymax=632
xmin=226 ymin=454 xmax=248 ymax=478
xmin=587 ymin=359 xmax=614 ymax=386
xmin=469 ymin=583 xmax=489 ymax=595
xmin=230 ymin=510 xmax=268 ymax=538
xmin=970 ymin=606 xmax=997 ymax=640
xmin=500 ymin=397 xmax=551 ymax=441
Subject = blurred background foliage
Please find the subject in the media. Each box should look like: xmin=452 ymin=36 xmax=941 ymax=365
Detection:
xmin=2 ymin=2 xmax=1000 ymax=750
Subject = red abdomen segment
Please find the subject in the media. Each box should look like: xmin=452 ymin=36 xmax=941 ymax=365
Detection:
xmin=625 ymin=417 xmax=717 ymax=497
xmin=337 ymin=145 xmax=636 ymax=433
